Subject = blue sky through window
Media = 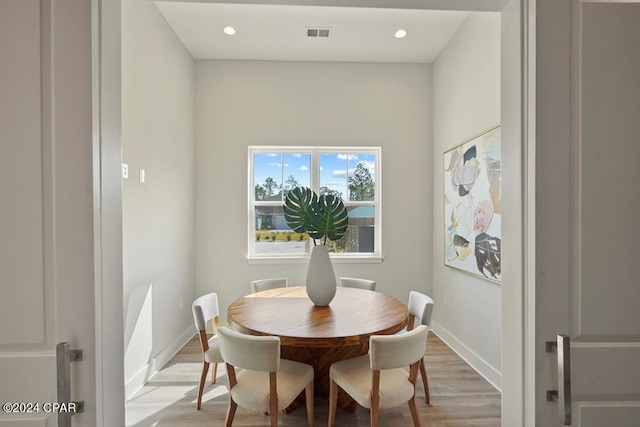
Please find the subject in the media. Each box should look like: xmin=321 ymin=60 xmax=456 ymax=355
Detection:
xmin=254 ymin=153 xmax=310 ymax=195
xmin=254 ymin=152 xmax=376 ymax=201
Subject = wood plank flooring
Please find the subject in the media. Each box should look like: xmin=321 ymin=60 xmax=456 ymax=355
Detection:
xmin=126 ymin=332 xmax=501 ymax=426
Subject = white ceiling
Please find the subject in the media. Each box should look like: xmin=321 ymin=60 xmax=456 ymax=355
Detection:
xmin=155 ymin=2 xmax=470 ymax=63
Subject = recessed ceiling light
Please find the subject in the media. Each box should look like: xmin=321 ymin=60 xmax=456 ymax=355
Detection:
xmin=223 ymin=26 xmax=236 ymax=36
xmin=395 ymin=29 xmax=408 ymax=39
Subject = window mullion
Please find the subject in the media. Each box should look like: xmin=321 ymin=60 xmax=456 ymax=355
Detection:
xmin=280 ymin=153 xmax=284 ymax=202
xmin=311 ymin=150 xmax=320 ymax=191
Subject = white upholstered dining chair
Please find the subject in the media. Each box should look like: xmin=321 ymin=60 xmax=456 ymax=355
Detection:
xmin=406 ymin=291 xmax=435 ymax=403
xmin=250 ymin=277 xmax=288 ymax=293
xmin=191 ymin=292 xmax=225 ymax=410
xmin=328 ymin=325 xmax=429 ymax=427
xmin=338 ymin=277 xmax=376 ymax=291
xmin=217 ymin=326 xmax=314 ymax=427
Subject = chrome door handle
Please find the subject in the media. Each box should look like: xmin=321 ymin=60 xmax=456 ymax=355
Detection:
xmin=546 ymin=334 xmax=572 ymax=425
xmin=56 ymin=342 xmax=85 ymax=427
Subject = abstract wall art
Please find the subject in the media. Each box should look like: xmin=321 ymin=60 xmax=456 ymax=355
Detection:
xmin=444 ymin=126 xmax=501 ymax=283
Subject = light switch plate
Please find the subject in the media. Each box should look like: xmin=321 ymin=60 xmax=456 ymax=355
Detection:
xmin=139 ymin=168 xmax=145 ymax=183
xmin=122 ymin=163 xmax=129 ymax=179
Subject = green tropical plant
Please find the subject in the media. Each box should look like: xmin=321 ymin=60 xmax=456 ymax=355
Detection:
xmin=283 ymin=186 xmax=348 ymax=246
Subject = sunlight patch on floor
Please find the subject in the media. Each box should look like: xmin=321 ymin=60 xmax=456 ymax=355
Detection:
xmin=126 ymin=362 xmax=230 ymax=427
xmin=191 ymin=385 xmax=228 ymax=406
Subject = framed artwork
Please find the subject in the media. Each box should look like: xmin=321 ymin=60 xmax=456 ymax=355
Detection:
xmin=444 ymin=126 xmax=501 ymax=283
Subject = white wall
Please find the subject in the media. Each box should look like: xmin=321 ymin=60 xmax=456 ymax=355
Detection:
xmin=122 ymin=2 xmax=196 ymax=398
xmin=195 ymin=60 xmax=433 ymax=318
xmin=432 ymin=13 xmax=502 ymax=388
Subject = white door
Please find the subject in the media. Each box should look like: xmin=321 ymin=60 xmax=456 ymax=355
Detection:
xmin=535 ymin=0 xmax=640 ymax=425
xmin=0 ymin=1 xmax=97 ymax=425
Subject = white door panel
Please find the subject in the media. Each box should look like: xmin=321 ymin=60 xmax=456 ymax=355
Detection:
xmin=0 ymin=0 xmax=57 ymax=423
xmin=575 ymin=1 xmax=640 ymax=341
xmin=571 ymin=344 xmax=640 ymax=396
xmin=0 ymin=0 xmax=95 ymax=425
xmin=537 ymin=0 xmax=640 ymax=425
xmin=0 ymin=0 xmax=52 ymax=348
xmin=577 ymin=406 xmax=640 ymax=427
xmin=569 ymin=2 xmax=640 ymax=419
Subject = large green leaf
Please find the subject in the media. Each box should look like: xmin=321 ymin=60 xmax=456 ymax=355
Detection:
xmin=309 ymin=194 xmax=348 ymax=243
xmin=283 ymin=187 xmax=349 ymax=244
xmin=283 ymin=187 xmax=317 ymax=234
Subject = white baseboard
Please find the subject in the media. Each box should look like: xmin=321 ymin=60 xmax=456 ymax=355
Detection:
xmin=125 ymin=364 xmax=151 ymax=402
xmin=125 ymin=326 xmax=196 ymax=400
xmin=430 ymin=321 xmax=502 ymax=391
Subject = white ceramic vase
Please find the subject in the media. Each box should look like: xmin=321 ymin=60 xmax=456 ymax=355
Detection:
xmin=305 ymin=245 xmax=337 ymax=306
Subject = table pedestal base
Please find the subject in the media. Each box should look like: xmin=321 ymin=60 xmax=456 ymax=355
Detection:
xmin=281 ymin=343 xmax=367 ymax=413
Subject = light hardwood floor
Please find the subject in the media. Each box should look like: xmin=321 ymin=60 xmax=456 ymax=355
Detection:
xmin=126 ymin=332 xmax=500 ymax=426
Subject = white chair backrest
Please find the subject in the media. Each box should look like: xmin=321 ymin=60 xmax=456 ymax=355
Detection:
xmin=192 ymin=292 xmax=219 ymax=331
xmin=369 ymin=325 xmax=428 ymax=371
xmin=339 ymin=277 xmax=376 ymax=291
xmin=217 ymin=326 xmax=281 ymax=372
xmin=422 ymin=295 xmax=434 ymax=327
xmin=407 ymin=291 xmax=434 ymax=327
xmin=251 ymin=277 xmax=288 ymax=293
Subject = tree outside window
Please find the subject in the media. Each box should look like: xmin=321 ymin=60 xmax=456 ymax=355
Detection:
xmin=348 ymin=163 xmax=375 ymax=201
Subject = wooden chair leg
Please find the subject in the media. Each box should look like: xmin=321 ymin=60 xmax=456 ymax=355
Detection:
xmin=269 ymin=373 xmax=278 ymax=427
xmin=197 ymin=361 xmax=210 ymax=410
xmin=328 ymin=379 xmax=338 ymax=427
xmin=211 ymin=362 xmax=218 ymax=384
xmin=408 ymin=394 xmax=422 ymax=427
xmin=419 ymin=358 xmax=430 ymax=404
xmin=371 ymin=371 xmax=380 ymax=427
xmin=224 ymin=398 xmax=237 ymax=427
xmin=370 ymin=406 xmax=379 ymax=427
xmin=305 ymin=380 xmax=314 ymax=427
xmin=270 ymin=399 xmax=278 ymax=427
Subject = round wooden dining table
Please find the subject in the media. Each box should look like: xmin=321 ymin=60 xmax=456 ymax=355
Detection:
xmin=227 ymin=286 xmax=408 ymax=412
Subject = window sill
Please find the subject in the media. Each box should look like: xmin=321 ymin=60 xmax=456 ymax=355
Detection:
xmin=246 ymin=254 xmax=385 ymax=264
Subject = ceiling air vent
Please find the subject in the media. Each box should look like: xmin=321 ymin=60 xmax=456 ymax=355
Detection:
xmin=307 ymin=28 xmax=330 ymax=38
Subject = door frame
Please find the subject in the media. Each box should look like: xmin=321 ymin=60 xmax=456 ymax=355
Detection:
xmin=524 ymin=0 xmax=536 ymax=425
xmin=92 ymin=0 xmax=534 ymax=425
xmin=92 ymin=0 xmax=125 ymax=425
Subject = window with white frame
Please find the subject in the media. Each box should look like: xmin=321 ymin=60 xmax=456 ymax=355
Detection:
xmin=248 ymin=146 xmax=381 ymax=260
